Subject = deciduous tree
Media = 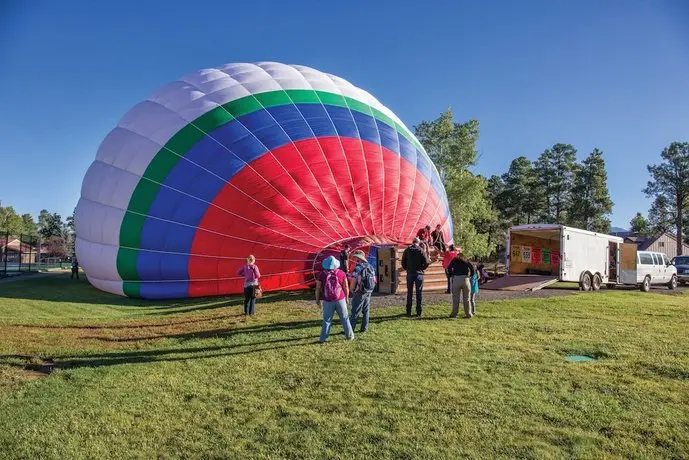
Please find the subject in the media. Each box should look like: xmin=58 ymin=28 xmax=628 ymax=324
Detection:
xmin=414 ymin=110 xmax=494 ymax=257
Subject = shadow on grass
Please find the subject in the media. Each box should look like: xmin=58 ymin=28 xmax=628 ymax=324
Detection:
xmin=85 ymin=314 xmax=410 ymax=342
xmin=0 ymin=315 xmax=412 ymax=372
xmin=0 ymin=336 xmax=315 ymax=372
xmin=0 ymin=272 xmax=315 ymax=311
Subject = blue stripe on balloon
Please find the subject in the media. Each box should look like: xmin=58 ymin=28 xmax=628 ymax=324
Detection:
xmin=134 ymin=103 xmax=449 ymax=281
xmin=140 ymin=281 xmax=190 ymax=299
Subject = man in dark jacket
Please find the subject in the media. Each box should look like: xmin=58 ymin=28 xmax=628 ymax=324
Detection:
xmin=401 ymin=238 xmax=431 ymax=318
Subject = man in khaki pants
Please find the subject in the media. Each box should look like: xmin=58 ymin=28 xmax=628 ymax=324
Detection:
xmin=446 ymin=249 xmax=475 ymax=319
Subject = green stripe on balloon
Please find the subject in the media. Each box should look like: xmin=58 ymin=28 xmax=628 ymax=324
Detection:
xmin=116 ymin=89 xmax=428 ymax=284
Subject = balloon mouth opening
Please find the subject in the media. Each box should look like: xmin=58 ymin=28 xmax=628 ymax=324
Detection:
xmin=311 ymin=235 xmax=403 ymax=275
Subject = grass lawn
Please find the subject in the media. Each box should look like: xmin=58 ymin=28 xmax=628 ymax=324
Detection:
xmin=1 ymin=274 xmax=688 ymax=459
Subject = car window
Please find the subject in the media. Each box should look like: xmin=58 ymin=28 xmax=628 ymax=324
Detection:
xmin=651 ymin=254 xmax=658 ymax=265
xmin=639 ymin=253 xmax=654 ymax=265
xmin=674 ymin=256 xmax=689 ymax=265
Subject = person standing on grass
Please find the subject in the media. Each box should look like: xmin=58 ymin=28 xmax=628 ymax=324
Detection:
xmin=316 ymin=256 xmax=354 ymax=343
xmin=401 ymin=238 xmax=430 ymax=318
xmin=71 ymin=257 xmax=79 ymax=280
xmin=237 ymin=255 xmax=261 ymax=316
xmin=442 ymin=244 xmax=458 ymax=294
xmin=469 ymin=262 xmax=479 ymax=316
xmin=348 ymin=250 xmax=376 ymax=333
xmin=447 ymin=251 xmax=475 ymax=319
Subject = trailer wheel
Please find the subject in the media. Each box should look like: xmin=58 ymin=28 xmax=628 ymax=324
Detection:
xmin=580 ymin=272 xmax=592 ymax=291
xmin=592 ymin=273 xmax=602 ymax=291
xmin=640 ymin=275 xmax=651 ymax=292
xmin=668 ymin=275 xmax=677 ymax=290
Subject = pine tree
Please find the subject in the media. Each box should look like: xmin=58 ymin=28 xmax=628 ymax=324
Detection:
xmin=568 ymin=149 xmax=613 ymax=232
xmin=629 ymin=212 xmax=650 ymax=235
xmin=535 ymin=144 xmax=577 ymax=223
xmin=644 ymin=142 xmax=689 ymax=255
xmin=647 ymin=195 xmax=674 ymax=235
xmin=499 ymin=156 xmax=542 ymax=225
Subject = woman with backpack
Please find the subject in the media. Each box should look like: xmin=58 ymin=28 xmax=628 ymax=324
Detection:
xmin=315 ymin=255 xmax=354 ymax=343
xmin=237 ymin=255 xmax=261 ymax=316
xmin=348 ymin=250 xmax=376 ymax=333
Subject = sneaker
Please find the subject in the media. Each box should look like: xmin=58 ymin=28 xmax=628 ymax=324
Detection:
xmin=449 ymin=315 xmax=458 ymax=319
xmin=415 ymin=315 xmax=423 ymax=320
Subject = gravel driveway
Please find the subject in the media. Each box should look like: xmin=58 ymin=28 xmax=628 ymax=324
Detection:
xmin=370 ymin=285 xmax=687 ymax=309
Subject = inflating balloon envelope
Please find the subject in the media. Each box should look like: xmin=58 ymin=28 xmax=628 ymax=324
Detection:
xmin=76 ymin=62 xmax=454 ymax=299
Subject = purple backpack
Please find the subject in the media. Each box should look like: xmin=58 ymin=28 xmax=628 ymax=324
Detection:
xmin=323 ymin=270 xmax=343 ymax=301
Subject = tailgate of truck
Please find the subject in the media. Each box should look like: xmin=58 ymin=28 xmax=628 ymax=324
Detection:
xmin=482 ymin=275 xmax=558 ymax=291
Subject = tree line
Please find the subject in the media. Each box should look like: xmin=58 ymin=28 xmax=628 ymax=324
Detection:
xmin=414 ymin=110 xmax=613 ymax=259
xmin=0 ymin=203 xmax=75 ymax=258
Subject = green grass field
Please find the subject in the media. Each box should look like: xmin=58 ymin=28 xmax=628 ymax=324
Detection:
xmin=1 ymin=274 xmax=688 ymax=459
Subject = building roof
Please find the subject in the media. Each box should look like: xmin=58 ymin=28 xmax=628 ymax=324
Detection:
xmin=616 ymin=231 xmax=689 ymax=251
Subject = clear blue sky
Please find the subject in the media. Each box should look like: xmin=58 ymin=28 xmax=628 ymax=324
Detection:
xmin=1 ymin=0 xmax=688 ymax=229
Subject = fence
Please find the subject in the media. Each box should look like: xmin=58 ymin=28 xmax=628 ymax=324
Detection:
xmin=0 ymin=232 xmax=43 ymax=278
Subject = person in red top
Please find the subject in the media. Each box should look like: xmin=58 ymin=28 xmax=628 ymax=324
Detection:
xmin=416 ymin=225 xmax=432 ymax=256
xmin=442 ymin=244 xmax=458 ymax=294
xmin=315 ymin=255 xmax=354 ymax=343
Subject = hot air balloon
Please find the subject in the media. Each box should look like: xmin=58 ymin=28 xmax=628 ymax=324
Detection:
xmin=75 ymin=62 xmax=453 ymax=299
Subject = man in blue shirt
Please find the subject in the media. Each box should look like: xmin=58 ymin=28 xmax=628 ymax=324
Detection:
xmin=348 ymin=250 xmax=375 ymax=332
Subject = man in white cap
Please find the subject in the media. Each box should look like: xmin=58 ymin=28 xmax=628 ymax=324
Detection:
xmin=348 ymin=249 xmax=376 ymax=332
xmin=315 ymin=255 xmax=354 ymax=343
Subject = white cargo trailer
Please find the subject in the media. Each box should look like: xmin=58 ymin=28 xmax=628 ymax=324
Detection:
xmin=497 ymin=224 xmax=639 ymax=291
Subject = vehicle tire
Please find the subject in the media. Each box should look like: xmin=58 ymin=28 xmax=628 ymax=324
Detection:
xmin=592 ymin=273 xmax=602 ymax=291
xmin=580 ymin=272 xmax=592 ymax=291
xmin=640 ymin=275 xmax=651 ymax=292
xmin=668 ymin=275 xmax=677 ymax=290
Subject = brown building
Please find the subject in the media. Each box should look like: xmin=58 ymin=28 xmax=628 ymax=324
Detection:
xmin=0 ymin=238 xmax=38 ymax=264
xmin=611 ymin=231 xmax=689 ymax=260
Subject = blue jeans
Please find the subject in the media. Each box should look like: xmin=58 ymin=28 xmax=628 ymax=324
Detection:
xmin=320 ymin=299 xmax=354 ymax=342
xmin=406 ymin=273 xmax=424 ymax=316
xmin=243 ymin=286 xmax=256 ymax=315
xmin=350 ymin=291 xmax=372 ymax=332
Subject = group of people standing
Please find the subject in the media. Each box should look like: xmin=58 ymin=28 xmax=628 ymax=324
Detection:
xmin=238 ymin=249 xmax=376 ymax=344
xmin=401 ymin=235 xmax=481 ymax=320
xmin=236 ymin=223 xmax=488 ymax=343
